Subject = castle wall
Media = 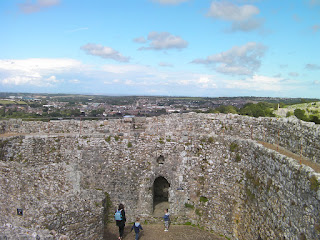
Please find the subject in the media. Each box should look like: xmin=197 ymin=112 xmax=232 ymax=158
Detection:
xmin=0 ymin=113 xmax=320 ymax=239
xmin=1 ymin=113 xmax=319 ymax=163
xmin=0 ymin=136 xmax=106 ymax=239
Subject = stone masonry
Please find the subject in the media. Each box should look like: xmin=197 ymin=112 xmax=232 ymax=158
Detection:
xmin=0 ymin=113 xmax=320 ymax=239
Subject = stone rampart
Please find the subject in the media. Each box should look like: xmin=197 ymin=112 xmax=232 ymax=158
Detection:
xmin=0 ymin=113 xmax=320 ymax=239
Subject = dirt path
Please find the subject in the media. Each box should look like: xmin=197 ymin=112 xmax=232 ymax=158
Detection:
xmin=153 ymin=202 xmax=169 ymax=217
xmin=258 ymin=141 xmax=320 ymax=173
xmin=104 ymin=224 xmax=226 ymax=240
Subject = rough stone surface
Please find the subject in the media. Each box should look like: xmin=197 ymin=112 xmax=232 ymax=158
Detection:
xmin=0 ymin=113 xmax=320 ymax=240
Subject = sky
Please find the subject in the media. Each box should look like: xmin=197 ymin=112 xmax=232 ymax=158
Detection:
xmin=0 ymin=0 xmax=319 ymax=98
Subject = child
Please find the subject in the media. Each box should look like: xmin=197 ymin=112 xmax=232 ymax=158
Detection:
xmin=163 ymin=209 xmax=170 ymax=231
xmin=131 ymin=217 xmax=143 ymax=240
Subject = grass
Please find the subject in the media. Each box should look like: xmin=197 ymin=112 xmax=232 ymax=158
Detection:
xmin=275 ymin=101 xmax=320 ymax=118
xmin=0 ymin=100 xmax=27 ymax=105
xmin=195 ymin=208 xmax=202 ymax=216
xmin=230 ymin=142 xmax=238 ymax=152
xmin=200 ymin=196 xmax=208 ymax=203
xmin=310 ymin=175 xmax=319 ymax=191
xmin=184 ymin=203 xmax=195 ymax=209
xmin=235 ymin=153 xmax=241 ymax=162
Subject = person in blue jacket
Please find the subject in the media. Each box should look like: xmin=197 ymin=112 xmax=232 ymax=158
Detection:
xmin=163 ymin=208 xmax=170 ymax=231
xmin=131 ymin=217 xmax=143 ymax=240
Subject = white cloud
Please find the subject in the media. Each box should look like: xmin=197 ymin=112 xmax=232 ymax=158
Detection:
xmin=139 ymin=32 xmax=188 ymax=50
xmin=101 ymin=63 xmax=218 ymax=89
xmin=313 ymin=80 xmax=320 ymax=85
xmin=208 ymin=1 xmax=259 ymax=21
xmin=80 ymin=43 xmax=130 ymax=62
xmin=207 ymin=1 xmax=263 ymax=32
xmin=101 ymin=64 xmax=151 ymax=74
xmin=19 ymin=0 xmax=60 ymax=14
xmin=133 ymin=37 xmax=147 ymax=43
xmin=66 ymin=27 xmax=89 ymax=33
xmin=225 ymin=75 xmax=283 ymax=91
xmin=306 ymin=63 xmax=320 ymax=70
xmin=0 ymin=58 xmax=81 ymax=86
xmin=196 ymin=76 xmax=218 ymax=89
xmin=151 ymin=0 xmax=189 ymax=5
xmin=279 ymin=64 xmax=288 ymax=68
xmin=230 ymin=18 xmax=264 ymax=32
xmin=69 ymin=79 xmax=80 ymax=84
xmin=310 ymin=0 xmax=320 ymax=6
xmin=289 ymin=72 xmax=299 ymax=77
xmin=192 ymin=42 xmax=267 ymax=75
xmin=1 ymin=58 xmax=290 ymax=95
xmin=312 ymin=25 xmax=320 ymax=32
xmin=293 ymin=14 xmax=301 ymax=22
xmin=159 ymin=62 xmax=173 ymax=67
xmin=273 ymin=73 xmax=282 ymax=78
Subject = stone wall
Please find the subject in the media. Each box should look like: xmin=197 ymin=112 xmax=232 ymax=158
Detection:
xmin=0 ymin=113 xmax=320 ymax=239
xmin=0 ymin=136 xmax=107 ymax=239
xmin=1 ymin=113 xmax=319 ymax=163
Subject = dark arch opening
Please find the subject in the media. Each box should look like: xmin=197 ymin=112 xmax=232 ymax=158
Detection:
xmin=153 ymin=176 xmax=170 ymax=216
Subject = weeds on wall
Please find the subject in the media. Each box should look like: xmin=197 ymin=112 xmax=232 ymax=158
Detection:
xmin=310 ymin=175 xmax=319 ymax=191
xmin=185 ymin=203 xmax=195 ymax=209
xmin=195 ymin=208 xmax=202 ymax=216
xmin=105 ymin=136 xmax=111 ymax=142
xmin=235 ymin=153 xmax=241 ymax=162
xmin=200 ymin=196 xmax=208 ymax=203
xmin=230 ymin=142 xmax=239 ymax=152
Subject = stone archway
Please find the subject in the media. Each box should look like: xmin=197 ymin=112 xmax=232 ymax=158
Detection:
xmin=153 ymin=176 xmax=170 ymax=217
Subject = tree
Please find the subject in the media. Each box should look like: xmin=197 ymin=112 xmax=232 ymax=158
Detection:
xmin=215 ymin=105 xmax=238 ymax=114
xmin=294 ymin=109 xmax=308 ymax=121
xmin=310 ymin=115 xmax=320 ymax=124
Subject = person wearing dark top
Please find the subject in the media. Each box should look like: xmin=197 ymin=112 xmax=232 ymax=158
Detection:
xmin=115 ymin=203 xmax=126 ymax=240
xmin=131 ymin=217 xmax=143 ymax=240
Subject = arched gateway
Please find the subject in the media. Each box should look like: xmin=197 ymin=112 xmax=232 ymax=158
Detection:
xmin=153 ymin=176 xmax=170 ymax=216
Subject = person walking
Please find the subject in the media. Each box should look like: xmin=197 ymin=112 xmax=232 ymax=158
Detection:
xmin=114 ymin=203 xmax=126 ymax=240
xmin=163 ymin=208 xmax=170 ymax=231
xmin=130 ymin=217 xmax=143 ymax=240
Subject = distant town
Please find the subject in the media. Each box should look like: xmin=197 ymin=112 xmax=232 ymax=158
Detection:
xmin=0 ymin=92 xmax=319 ymax=122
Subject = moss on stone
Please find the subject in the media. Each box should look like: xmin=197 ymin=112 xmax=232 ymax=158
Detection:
xmin=200 ymin=196 xmax=208 ymax=203
xmin=185 ymin=203 xmax=195 ymax=209
xmin=235 ymin=153 xmax=241 ymax=162
xmin=195 ymin=208 xmax=202 ymax=216
xmin=230 ymin=142 xmax=238 ymax=152
xmin=310 ymin=175 xmax=319 ymax=191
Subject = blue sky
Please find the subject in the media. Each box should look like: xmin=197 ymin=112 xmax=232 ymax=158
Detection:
xmin=0 ymin=0 xmax=319 ymax=98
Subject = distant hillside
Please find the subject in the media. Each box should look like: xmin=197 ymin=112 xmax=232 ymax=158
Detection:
xmin=274 ymin=101 xmax=320 ymax=124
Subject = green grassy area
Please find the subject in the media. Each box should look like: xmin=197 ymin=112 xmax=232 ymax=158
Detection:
xmin=273 ymin=101 xmax=320 ymax=124
xmin=278 ymin=102 xmax=320 ymax=117
xmin=0 ymin=100 xmax=27 ymax=105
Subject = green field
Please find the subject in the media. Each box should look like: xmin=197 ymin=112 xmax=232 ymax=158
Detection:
xmin=274 ymin=102 xmax=320 ymax=119
xmin=0 ymin=100 xmax=27 ymax=105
